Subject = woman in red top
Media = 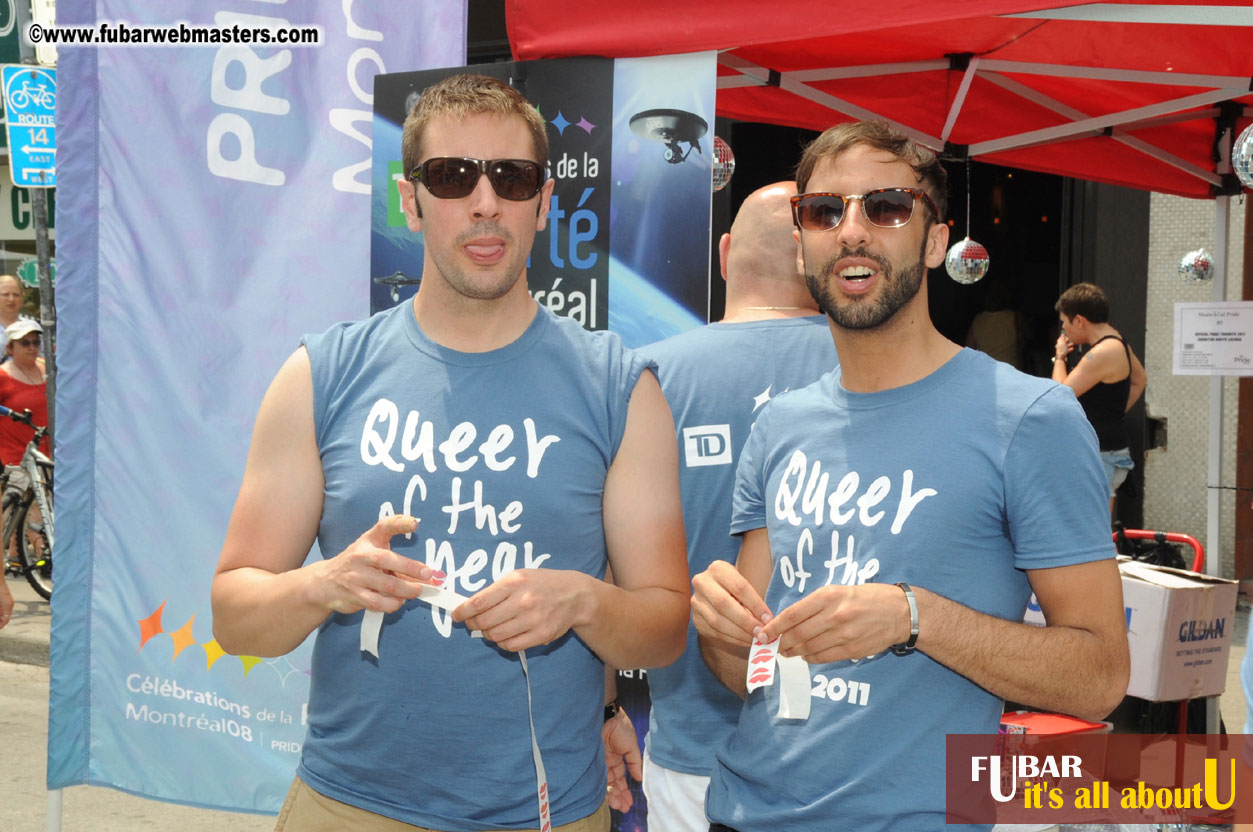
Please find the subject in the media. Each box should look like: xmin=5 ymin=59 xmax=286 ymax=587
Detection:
xmin=0 ymin=319 xmax=47 ymax=603
xmin=0 ymin=319 xmax=48 ymax=465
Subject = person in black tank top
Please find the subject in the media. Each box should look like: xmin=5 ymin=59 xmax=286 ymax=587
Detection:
xmin=1052 ymin=283 xmax=1147 ymax=514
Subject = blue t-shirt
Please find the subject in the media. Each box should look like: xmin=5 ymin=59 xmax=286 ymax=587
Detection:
xmin=639 ymin=316 xmax=836 ymax=776
xmin=707 ymin=348 xmax=1114 ymax=832
xmin=297 ymin=301 xmax=650 ymax=831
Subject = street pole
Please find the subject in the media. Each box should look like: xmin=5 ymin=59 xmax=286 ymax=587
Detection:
xmin=12 ymin=0 xmax=54 ymax=447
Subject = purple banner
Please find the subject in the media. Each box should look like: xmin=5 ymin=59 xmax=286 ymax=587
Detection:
xmin=50 ymin=0 xmax=465 ymax=813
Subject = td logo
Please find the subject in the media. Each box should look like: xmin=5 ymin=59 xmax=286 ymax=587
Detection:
xmin=683 ymin=425 xmax=731 ymax=467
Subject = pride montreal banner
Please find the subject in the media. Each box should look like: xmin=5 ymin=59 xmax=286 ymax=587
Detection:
xmin=50 ymin=0 xmax=465 ymax=813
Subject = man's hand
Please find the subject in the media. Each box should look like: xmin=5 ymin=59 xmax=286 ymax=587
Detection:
xmin=602 ymin=707 xmax=641 ymax=812
xmin=691 ymin=559 xmax=773 ymax=648
xmin=452 ymin=568 xmax=593 ymax=652
xmin=309 ymin=514 xmax=443 ymax=615
xmin=758 ymin=582 xmax=911 ymax=664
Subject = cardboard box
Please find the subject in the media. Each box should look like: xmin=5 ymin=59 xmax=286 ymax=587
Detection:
xmin=1021 ymin=559 xmax=1238 ymax=702
xmin=1118 ymin=558 xmax=1238 ymax=702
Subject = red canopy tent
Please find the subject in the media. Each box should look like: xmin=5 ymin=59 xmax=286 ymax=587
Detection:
xmin=509 ymin=0 xmax=1252 ymax=638
xmin=508 ymin=0 xmax=1253 ymax=199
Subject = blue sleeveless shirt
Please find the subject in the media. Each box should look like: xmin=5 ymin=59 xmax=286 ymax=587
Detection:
xmin=296 ymin=301 xmax=650 ymax=830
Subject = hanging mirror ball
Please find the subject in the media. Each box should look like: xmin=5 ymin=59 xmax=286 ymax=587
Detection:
xmin=1233 ymin=123 xmax=1253 ymax=190
xmin=1178 ymin=248 xmax=1213 ymax=284
xmin=945 ymin=237 xmax=990 ymax=284
xmin=712 ymin=136 xmax=736 ymax=192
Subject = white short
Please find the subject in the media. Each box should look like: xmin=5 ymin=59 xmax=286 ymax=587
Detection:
xmin=642 ymin=749 xmax=710 ymax=832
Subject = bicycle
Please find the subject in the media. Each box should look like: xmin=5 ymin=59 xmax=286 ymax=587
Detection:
xmin=0 ymin=404 xmax=53 ymax=600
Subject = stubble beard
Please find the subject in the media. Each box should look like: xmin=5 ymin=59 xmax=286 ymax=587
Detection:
xmin=805 ymin=237 xmax=928 ymax=331
xmin=433 ymin=221 xmax=527 ymax=301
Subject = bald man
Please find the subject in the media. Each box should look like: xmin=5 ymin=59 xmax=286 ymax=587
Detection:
xmin=0 ymin=275 xmax=34 ymax=359
xmin=636 ymin=183 xmax=838 ymax=831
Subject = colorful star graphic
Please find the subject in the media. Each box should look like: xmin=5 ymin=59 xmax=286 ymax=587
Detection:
xmin=265 ymin=655 xmax=306 ymax=687
xmin=168 ymin=614 xmax=198 ymax=660
xmin=138 ymin=601 xmax=166 ymax=650
xmin=550 ymin=111 xmax=571 ymax=135
xmin=576 ymin=117 xmax=595 ymax=134
xmin=240 ymin=655 xmax=264 ymax=676
xmin=202 ymin=639 xmax=227 ymax=670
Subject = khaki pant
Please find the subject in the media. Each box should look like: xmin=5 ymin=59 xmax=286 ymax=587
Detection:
xmin=275 ymin=776 xmax=610 ymax=832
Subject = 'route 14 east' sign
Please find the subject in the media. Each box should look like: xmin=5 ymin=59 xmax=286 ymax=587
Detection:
xmin=2 ymin=64 xmax=55 ymax=187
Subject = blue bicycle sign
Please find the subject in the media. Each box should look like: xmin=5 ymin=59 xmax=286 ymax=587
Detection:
xmin=2 ymin=64 xmax=56 ymax=188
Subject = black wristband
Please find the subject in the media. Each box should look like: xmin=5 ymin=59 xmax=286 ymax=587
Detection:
xmin=603 ymin=700 xmax=620 ymax=722
xmin=890 ymin=582 xmax=919 ymax=656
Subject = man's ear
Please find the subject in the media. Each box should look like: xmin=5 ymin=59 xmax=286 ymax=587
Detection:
xmin=793 ymin=228 xmax=805 ymax=277
xmin=534 ymin=178 xmax=556 ymax=231
xmin=398 ymin=179 xmax=422 ymax=231
xmin=924 ymin=220 xmax=949 ymax=269
xmin=718 ymin=233 xmax=731 ymax=282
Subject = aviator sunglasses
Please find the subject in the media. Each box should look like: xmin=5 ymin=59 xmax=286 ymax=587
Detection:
xmin=791 ymin=188 xmax=939 ymax=231
xmin=409 ymin=157 xmax=545 ymax=201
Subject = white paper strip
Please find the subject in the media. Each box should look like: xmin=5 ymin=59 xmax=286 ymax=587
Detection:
xmin=359 ymin=582 xmax=480 ymax=657
xmin=416 ymin=582 xmax=470 ymax=613
xmin=775 ymin=654 xmax=812 ymax=720
xmin=746 ymin=637 xmax=780 ymax=692
xmin=744 ymin=636 xmax=811 ymax=720
xmin=360 ymin=610 xmax=385 ymax=657
xmin=519 ymin=651 xmax=552 ymax=832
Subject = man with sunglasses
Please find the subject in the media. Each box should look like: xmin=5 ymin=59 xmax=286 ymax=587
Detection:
xmin=691 ymin=121 xmax=1128 ymax=831
xmin=214 ymin=73 xmax=688 ymax=832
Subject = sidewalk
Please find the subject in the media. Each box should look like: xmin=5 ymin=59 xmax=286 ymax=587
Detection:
xmin=1 ymin=571 xmax=50 ymax=666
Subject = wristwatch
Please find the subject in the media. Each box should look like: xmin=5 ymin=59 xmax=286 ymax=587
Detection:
xmin=603 ymin=700 xmax=621 ymax=722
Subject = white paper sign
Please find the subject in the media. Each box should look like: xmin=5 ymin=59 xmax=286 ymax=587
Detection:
xmin=1172 ymin=301 xmax=1253 ymax=376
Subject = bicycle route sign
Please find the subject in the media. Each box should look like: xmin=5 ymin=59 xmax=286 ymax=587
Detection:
xmin=1 ymin=64 xmax=55 ymax=188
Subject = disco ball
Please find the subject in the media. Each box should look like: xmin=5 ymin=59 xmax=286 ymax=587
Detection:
xmin=945 ymin=237 xmax=990 ymax=284
xmin=712 ymin=135 xmax=735 ymax=192
xmin=1233 ymin=123 xmax=1253 ymax=190
xmin=1179 ymin=248 xmax=1213 ymax=284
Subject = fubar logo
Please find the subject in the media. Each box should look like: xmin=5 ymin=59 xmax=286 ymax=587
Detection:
xmin=683 ymin=425 xmax=732 ymax=467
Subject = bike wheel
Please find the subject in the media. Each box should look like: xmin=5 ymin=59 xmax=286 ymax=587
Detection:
xmin=15 ymin=497 xmax=51 ymax=600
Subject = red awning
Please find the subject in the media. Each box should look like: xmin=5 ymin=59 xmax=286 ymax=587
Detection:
xmin=508 ymin=1 xmax=1253 ymax=198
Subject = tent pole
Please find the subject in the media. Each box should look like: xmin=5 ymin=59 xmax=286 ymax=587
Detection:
xmin=46 ymin=789 xmax=62 ymax=831
xmin=1206 ymin=194 xmax=1229 ymax=581
xmin=1205 ymin=194 xmax=1229 ymax=735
